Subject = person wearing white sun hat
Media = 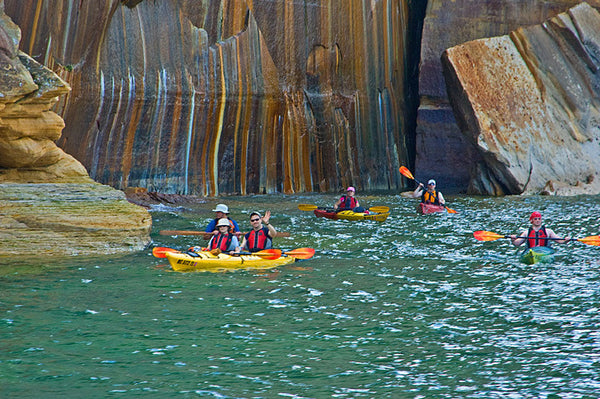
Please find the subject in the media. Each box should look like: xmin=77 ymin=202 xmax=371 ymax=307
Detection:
xmin=205 ymin=203 xmax=240 ymax=235
xmin=207 ymin=218 xmax=240 ymax=254
xmin=412 ymin=179 xmax=445 ymax=206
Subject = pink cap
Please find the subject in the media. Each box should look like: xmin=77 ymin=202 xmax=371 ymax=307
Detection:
xmin=347 ymin=186 xmax=355 ymax=192
xmin=530 ymin=211 xmax=542 ymax=220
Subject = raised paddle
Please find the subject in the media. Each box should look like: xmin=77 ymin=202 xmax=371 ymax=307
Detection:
xmin=473 ymin=230 xmax=600 ymax=246
xmin=399 ymin=166 xmax=458 ymax=214
xmin=159 ymin=230 xmax=291 ymax=238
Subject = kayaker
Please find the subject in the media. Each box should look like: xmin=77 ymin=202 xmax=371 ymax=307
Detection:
xmin=207 ymin=218 xmax=240 ymax=254
xmin=412 ymin=179 xmax=445 ymax=206
xmin=333 ymin=187 xmax=365 ymax=212
xmin=237 ymin=211 xmax=277 ymax=253
xmin=205 ymin=203 xmax=240 ymax=235
xmin=509 ymin=211 xmax=570 ymax=247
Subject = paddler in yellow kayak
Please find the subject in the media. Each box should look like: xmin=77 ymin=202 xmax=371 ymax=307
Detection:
xmin=237 ymin=211 xmax=278 ymax=253
xmin=333 ymin=186 xmax=366 ymax=212
xmin=207 ymin=218 xmax=240 ymax=254
xmin=509 ymin=211 xmax=570 ymax=247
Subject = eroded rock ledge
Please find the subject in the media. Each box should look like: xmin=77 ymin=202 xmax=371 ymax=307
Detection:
xmin=0 ymin=7 xmax=151 ymax=257
xmin=443 ymin=2 xmax=600 ymax=196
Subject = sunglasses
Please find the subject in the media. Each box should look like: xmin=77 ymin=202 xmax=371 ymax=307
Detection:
xmin=250 ymin=218 xmax=261 ymax=222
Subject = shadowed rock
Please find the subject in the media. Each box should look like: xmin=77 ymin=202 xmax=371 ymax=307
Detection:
xmin=443 ymin=2 xmax=600 ymax=195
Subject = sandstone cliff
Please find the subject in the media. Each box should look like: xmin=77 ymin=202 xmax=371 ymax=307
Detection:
xmin=4 ymin=0 xmax=417 ymax=195
xmin=443 ymin=2 xmax=600 ymax=195
xmin=417 ymin=0 xmax=600 ymax=193
xmin=0 ymin=2 xmax=151 ymax=257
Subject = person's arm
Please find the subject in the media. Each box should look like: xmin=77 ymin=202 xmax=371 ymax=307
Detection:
xmin=333 ymin=197 xmax=342 ymax=210
xmin=412 ymin=184 xmax=424 ymax=198
xmin=236 ymin=236 xmax=246 ymax=253
xmin=509 ymin=232 xmax=527 ymax=247
xmin=438 ymin=192 xmax=445 ymax=205
xmin=546 ymin=228 xmax=571 ymax=244
xmin=231 ymin=219 xmax=241 ymax=232
xmin=229 ymin=236 xmax=240 ymax=254
xmin=205 ymin=219 xmax=216 ymax=233
xmin=262 ymin=211 xmax=277 ymax=238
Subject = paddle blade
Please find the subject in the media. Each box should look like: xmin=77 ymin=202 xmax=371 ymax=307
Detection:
xmin=577 ymin=235 xmax=600 ymax=246
xmin=399 ymin=166 xmax=415 ymax=180
xmin=253 ymin=249 xmax=283 ymax=260
xmin=473 ymin=231 xmax=506 ymax=241
xmin=152 ymin=247 xmax=179 ymax=258
xmin=446 ymin=206 xmax=458 ymax=214
xmin=369 ymin=206 xmax=390 ymax=213
xmin=284 ymin=247 xmax=316 ymax=259
xmin=298 ymin=204 xmax=318 ymax=211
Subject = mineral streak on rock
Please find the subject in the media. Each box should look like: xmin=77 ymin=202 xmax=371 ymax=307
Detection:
xmin=5 ymin=0 xmax=413 ymax=195
xmin=443 ymin=2 xmax=600 ymax=195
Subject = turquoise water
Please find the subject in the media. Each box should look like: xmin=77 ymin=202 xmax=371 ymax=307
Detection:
xmin=2 ymin=193 xmax=600 ymax=398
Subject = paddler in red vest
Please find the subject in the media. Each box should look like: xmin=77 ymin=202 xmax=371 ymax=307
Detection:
xmin=207 ymin=218 xmax=240 ymax=254
xmin=509 ymin=211 xmax=570 ymax=248
xmin=412 ymin=179 xmax=445 ymax=205
xmin=238 ymin=211 xmax=277 ymax=253
xmin=333 ymin=186 xmax=365 ymax=212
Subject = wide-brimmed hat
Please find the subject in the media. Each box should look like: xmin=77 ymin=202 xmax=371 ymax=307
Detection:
xmin=216 ymin=218 xmax=231 ymax=227
xmin=212 ymin=204 xmax=229 ymax=213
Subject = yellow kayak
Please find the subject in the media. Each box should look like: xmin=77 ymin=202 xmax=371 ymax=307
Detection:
xmin=314 ymin=209 xmax=390 ymax=222
xmin=165 ymin=250 xmax=296 ymax=272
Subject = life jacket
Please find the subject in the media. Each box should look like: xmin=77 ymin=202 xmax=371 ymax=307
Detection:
xmin=338 ymin=195 xmax=358 ymax=211
xmin=245 ymin=227 xmax=272 ymax=252
xmin=526 ymin=226 xmax=549 ymax=248
xmin=421 ymin=190 xmax=440 ymax=205
xmin=209 ymin=233 xmax=233 ymax=251
xmin=212 ymin=217 xmax=235 ymax=233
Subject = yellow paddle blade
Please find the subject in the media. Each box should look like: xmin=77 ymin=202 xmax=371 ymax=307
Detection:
xmin=298 ymin=204 xmax=318 ymax=211
xmin=399 ymin=166 xmax=415 ymax=180
xmin=369 ymin=206 xmax=390 ymax=213
xmin=284 ymin=247 xmax=316 ymax=259
xmin=577 ymin=235 xmax=600 ymax=246
xmin=473 ymin=230 xmax=507 ymax=241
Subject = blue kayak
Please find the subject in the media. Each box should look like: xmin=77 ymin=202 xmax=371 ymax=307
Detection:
xmin=519 ymin=246 xmax=555 ymax=265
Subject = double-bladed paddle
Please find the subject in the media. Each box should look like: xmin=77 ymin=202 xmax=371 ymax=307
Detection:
xmin=152 ymin=246 xmax=283 ymax=259
xmin=473 ymin=230 xmax=600 ymax=246
xmin=399 ymin=166 xmax=458 ymax=214
xmin=159 ymin=230 xmax=291 ymax=238
xmin=298 ymin=204 xmax=389 ymax=213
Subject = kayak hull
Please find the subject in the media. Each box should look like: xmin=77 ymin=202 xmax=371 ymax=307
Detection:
xmin=520 ymin=246 xmax=555 ymax=265
xmin=165 ymin=251 xmax=296 ymax=272
xmin=313 ymin=209 xmax=390 ymax=222
xmin=417 ymin=203 xmax=446 ymax=214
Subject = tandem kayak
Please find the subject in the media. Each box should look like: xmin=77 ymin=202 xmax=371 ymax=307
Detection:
xmin=417 ymin=203 xmax=446 ymax=214
xmin=519 ymin=246 xmax=555 ymax=265
xmin=165 ymin=250 xmax=296 ymax=272
xmin=313 ymin=209 xmax=390 ymax=222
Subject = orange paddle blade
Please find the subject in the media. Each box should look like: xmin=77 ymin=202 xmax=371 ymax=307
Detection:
xmin=152 ymin=247 xmax=180 ymax=258
xmin=399 ymin=166 xmax=415 ymax=180
xmin=253 ymin=249 xmax=283 ymax=260
xmin=446 ymin=206 xmax=458 ymax=214
xmin=577 ymin=235 xmax=600 ymax=246
xmin=473 ymin=231 xmax=507 ymax=241
xmin=284 ymin=247 xmax=316 ymax=259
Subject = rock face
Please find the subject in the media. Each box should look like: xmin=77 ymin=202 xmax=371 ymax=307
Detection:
xmin=442 ymin=2 xmax=600 ymax=195
xmin=0 ymin=2 xmax=151 ymax=257
xmin=417 ymin=0 xmax=600 ymax=193
xmin=4 ymin=0 xmax=418 ymax=195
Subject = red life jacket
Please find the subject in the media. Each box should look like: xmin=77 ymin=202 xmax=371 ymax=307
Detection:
xmin=338 ymin=195 xmax=358 ymax=210
xmin=245 ymin=227 xmax=272 ymax=252
xmin=209 ymin=233 xmax=233 ymax=251
xmin=527 ymin=226 xmax=549 ymax=248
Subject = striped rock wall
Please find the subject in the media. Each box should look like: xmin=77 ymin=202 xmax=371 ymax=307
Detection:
xmin=5 ymin=0 xmax=414 ymax=196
